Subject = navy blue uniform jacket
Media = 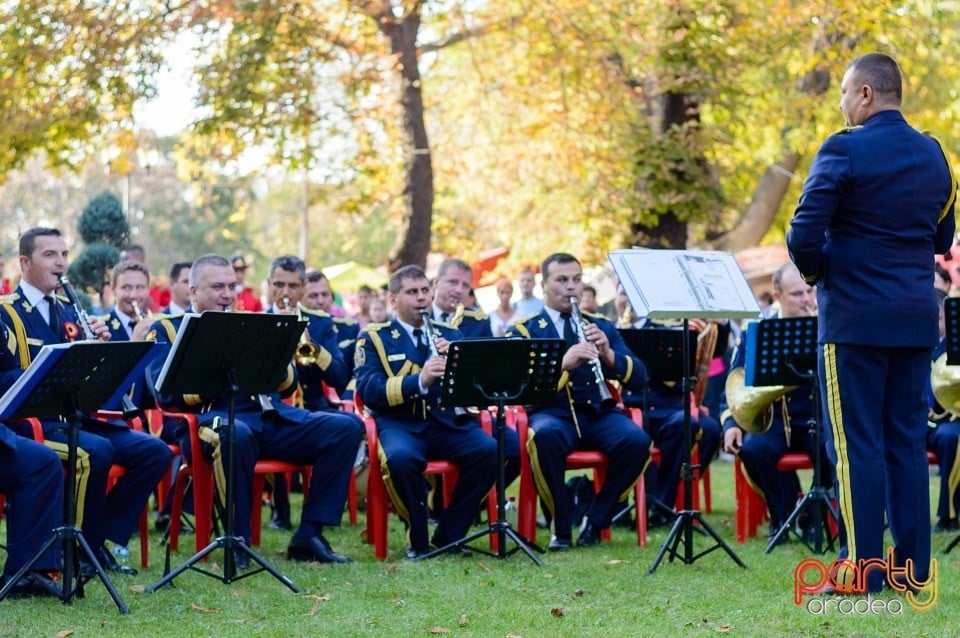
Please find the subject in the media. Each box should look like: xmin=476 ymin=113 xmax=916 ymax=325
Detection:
xmin=787 ymin=110 xmax=956 ymax=347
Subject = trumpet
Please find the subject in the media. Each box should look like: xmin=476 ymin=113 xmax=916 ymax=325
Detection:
xmin=569 ymin=296 xmax=616 ymax=409
xmin=295 ymin=318 xmax=321 ymax=367
xmin=420 ymin=309 xmax=469 ymax=422
xmin=58 ymin=275 xmax=96 ymax=340
xmin=280 ymin=295 xmax=292 ymax=312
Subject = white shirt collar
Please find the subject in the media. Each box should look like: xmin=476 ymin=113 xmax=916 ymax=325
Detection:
xmin=19 ymin=279 xmax=47 ymax=308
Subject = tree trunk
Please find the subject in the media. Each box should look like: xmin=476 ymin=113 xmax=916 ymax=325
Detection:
xmin=632 ymin=91 xmax=695 ymax=249
xmin=376 ymin=9 xmax=434 ymax=271
xmin=709 ymin=152 xmax=801 ymax=252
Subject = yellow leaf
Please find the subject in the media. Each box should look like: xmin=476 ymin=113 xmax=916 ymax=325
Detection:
xmin=56 ymin=631 xmax=74 ymax=638
xmin=716 ymin=625 xmax=731 ymax=633
xmin=605 ymin=559 xmax=629 ymax=565
xmin=574 ymin=588 xmax=584 ymax=597
xmin=191 ymin=603 xmax=221 ymax=613
xmin=129 ymin=584 xmax=145 ymax=593
xmin=428 ymin=627 xmax=450 ymax=634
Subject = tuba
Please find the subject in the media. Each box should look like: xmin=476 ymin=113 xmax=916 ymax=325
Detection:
xmin=931 ymin=352 xmax=960 ymax=417
xmin=723 ymin=367 xmax=795 ymax=434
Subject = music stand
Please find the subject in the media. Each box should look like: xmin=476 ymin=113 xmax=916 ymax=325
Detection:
xmin=610 ymin=248 xmax=756 ymax=573
xmin=613 ymin=328 xmax=701 ymax=527
xmin=145 ymin=311 xmax=304 ymax=593
xmin=742 ymin=317 xmax=839 ymax=554
xmin=419 ymin=338 xmax=565 ymax=564
xmin=0 ymin=340 xmax=156 ymax=614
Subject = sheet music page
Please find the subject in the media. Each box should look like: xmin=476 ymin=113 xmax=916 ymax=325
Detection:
xmin=153 ymin=312 xmax=199 ymax=393
xmin=0 ymin=343 xmax=67 ymax=416
xmin=609 ymin=248 xmax=761 ymax=319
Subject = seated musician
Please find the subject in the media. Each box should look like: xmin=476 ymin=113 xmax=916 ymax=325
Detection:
xmin=504 ymin=253 xmax=651 ymax=550
xmin=302 ymin=269 xmax=360 ymax=400
xmin=264 ymin=255 xmax=365 ymax=530
xmin=430 ymin=258 xmax=492 ymax=339
xmin=0 ymin=227 xmax=170 ymax=576
xmin=615 ymin=287 xmax=722 ymax=527
xmin=928 ymin=289 xmax=960 ymax=532
xmin=719 ymin=262 xmax=832 ymax=542
xmin=0 ymin=326 xmax=64 ymax=598
xmin=354 ymin=265 xmax=499 ymax=558
xmin=147 ymin=254 xmax=361 ymax=565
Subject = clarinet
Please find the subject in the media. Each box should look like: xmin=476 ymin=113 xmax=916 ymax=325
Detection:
xmin=569 ymin=296 xmax=616 ymax=409
xmin=58 ymin=276 xmax=96 ymax=340
xmin=419 ymin=310 xmax=470 ymax=423
xmin=60 ymin=275 xmax=141 ymax=418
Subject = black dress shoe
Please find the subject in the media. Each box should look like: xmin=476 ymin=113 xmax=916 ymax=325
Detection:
xmin=230 ymin=552 xmax=251 ymax=572
xmin=547 ymin=535 xmax=572 ymax=551
xmin=287 ymin=535 xmax=352 ymax=564
xmin=934 ymin=518 xmax=959 ymax=532
xmin=405 ymin=546 xmax=430 ymax=560
xmin=430 ymin=533 xmax=471 ymax=557
xmin=1 ymin=572 xmax=62 ymax=598
xmin=95 ymin=545 xmax=138 ymax=576
xmin=576 ymin=520 xmax=601 ymax=547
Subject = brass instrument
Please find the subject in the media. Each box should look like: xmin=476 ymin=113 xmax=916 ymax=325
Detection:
xmin=131 ymin=299 xmax=143 ymax=323
xmin=569 ymin=296 xmax=616 ymax=409
xmin=617 ymin=302 xmax=633 ymax=329
xmin=723 ymin=367 xmax=795 ymax=434
xmin=449 ymin=302 xmax=464 ymax=327
xmin=693 ymin=321 xmax=719 ymax=407
xmin=931 ymin=352 xmax=960 ymax=417
xmin=295 ymin=318 xmax=321 ymax=367
xmin=58 ymin=276 xmax=96 ymax=340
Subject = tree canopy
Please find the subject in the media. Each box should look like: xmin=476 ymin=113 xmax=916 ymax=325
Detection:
xmin=3 ymin=1 xmax=960 ymax=278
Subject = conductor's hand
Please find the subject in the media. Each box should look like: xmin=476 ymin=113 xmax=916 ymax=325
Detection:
xmin=562 ymin=340 xmax=600 ymax=372
xmin=87 ymin=316 xmax=111 ymax=342
xmin=723 ymin=427 xmax=743 ymax=454
xmin=419 ymin=355 xmax=447 ymax=387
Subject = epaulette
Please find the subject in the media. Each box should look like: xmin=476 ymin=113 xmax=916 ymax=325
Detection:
xmin=0 ymin=292 xmax=19 ymax=305
xmin=300 ymin=306 xmax=332 ymax=318
xmin=364 ymin=321 xmax=391 ymax=332
xmin=333 ymin=315 xmax=358 ymax=325
xmin=462 ymin=308 xmax=489 ymax=320
xmin=836 ymin=125 xmax=862 ymax=134
xmin=511 ymin=312 xmax=541 ymax=326
xmin=583 ymin=310 xmax=611 ymax=322
xmin=56 ymin=293 xmax=71 ymax=304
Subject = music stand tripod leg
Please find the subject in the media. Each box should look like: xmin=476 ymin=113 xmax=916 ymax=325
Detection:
xmin=146 ymin=385 xmax=303 ymax=594
xmin=421 ymin=401 xmax=543 ymax=565
xmin=650 ymin=318 xmax=746 ymax=574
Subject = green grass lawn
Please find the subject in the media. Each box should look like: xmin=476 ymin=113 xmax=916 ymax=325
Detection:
xmin=2 ymin=460 xmax=957 ymax=637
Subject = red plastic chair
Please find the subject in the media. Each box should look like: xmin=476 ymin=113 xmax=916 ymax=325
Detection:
xmin=513 ymin=394 xmax=648 ymax=547
xmin=355 ymin=395 xmax=496 ymax=559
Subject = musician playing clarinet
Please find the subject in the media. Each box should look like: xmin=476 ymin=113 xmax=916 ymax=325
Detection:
xmin=354 ymin=265 xmax=499 ymax=559
xmin=0 ymin=227 xmax=170 ymax=576
xmin=504 ymin=253 xmax=651 ymax=551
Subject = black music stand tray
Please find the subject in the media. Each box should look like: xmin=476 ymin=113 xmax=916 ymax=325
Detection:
xmin=614 ymin=328 xmax=700 ymax=528
xmin=0 ymin=340 xmax=156 ymax=614
xmin=419 ymin=338 xmax=565 ymax=565
xmin=745 ymin=317 xmax=839 ymax=555
xmin=145 ymin=311 xmax=304 ymax=593
xmin=942 ymin=298 xmax=960 ymax=553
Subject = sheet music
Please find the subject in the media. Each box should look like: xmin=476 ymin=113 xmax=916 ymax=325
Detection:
xmin=609 ymin=248 xmax=761 ymax=319
xmin=0 ymin=343 xmax=67 ymax=415
xmin=153 ymin=312 xmax=199 ymax=393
